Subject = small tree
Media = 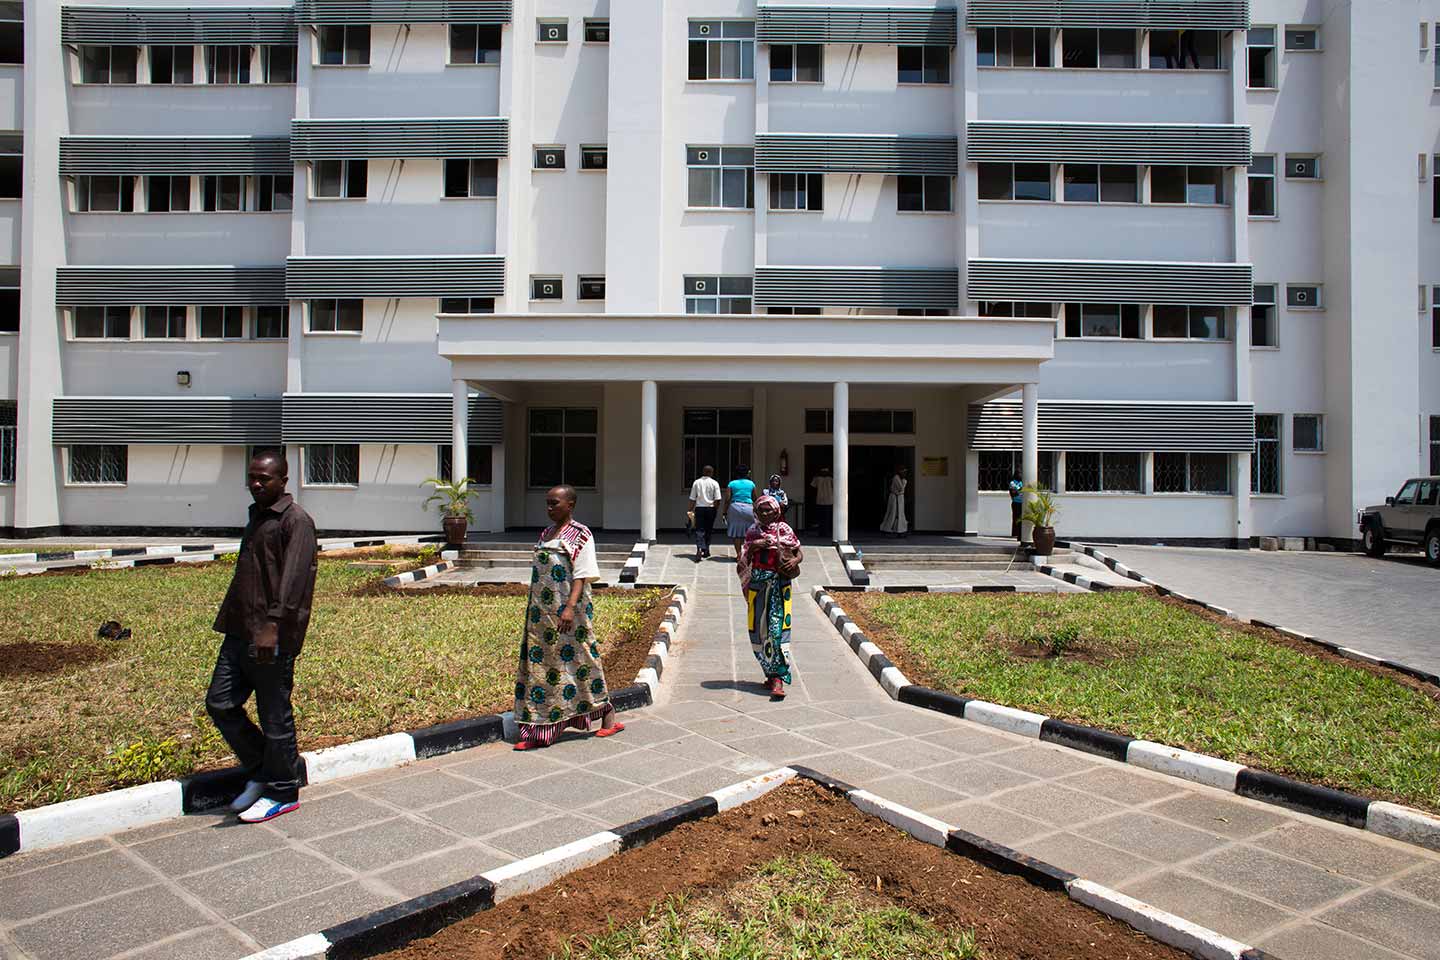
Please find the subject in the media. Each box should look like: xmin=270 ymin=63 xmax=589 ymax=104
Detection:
xmin=422 ymin=477 xmax=477 ymax=522
xmin=1020 ymin=484 xmax=1058 ymax=529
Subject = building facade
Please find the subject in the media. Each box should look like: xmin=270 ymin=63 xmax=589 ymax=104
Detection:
xmin=2 ymin=0 xmax=1437 ymax=542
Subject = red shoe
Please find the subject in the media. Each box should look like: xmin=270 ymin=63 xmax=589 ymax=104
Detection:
xmin=768 ymin=677 xmax=786 ymax=699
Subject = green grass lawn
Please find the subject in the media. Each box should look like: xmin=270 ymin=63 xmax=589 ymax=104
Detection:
xmin=0 ymin=560 xmax=661 ymax=812
xmin=850 ymin=591 xmax=1440 ymax=813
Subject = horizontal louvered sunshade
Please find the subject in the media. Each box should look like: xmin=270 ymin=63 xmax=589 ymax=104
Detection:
xmin=968 ymin=258 xmax=1252 ymax=305
xmin=755 ymin=266 xmax=958 ymax=308
xmin=290 ymin=118 xmax=509 ymax=161
xmin=294 ymin=1 xmax=512 ymax=23
xmin=755 ymin=5 xmax=958 ymax=44
xmin=968 ymin=400 xmax=1255 ymax=453
xmin=56 ymin=266 xmax=288 ymax=306
xmin=965 ymin=0 xmax=1248 ymax=29
xmin=60 ymin=137 xmax=292 ymax=176
xmin=282 ymin=394 xmax=504 ymax=444
xmin=52 ymin=397 xmax=283 ymax=445
xmin=60 ymin=6 xmax=298 ymax=44
xmin=756 ymin=134 xmax=957 ymax=175
xmin=286 ymin=256 xmax=505 ymax=298
xmin=966 ymin=122 xmax=1250 ymax=166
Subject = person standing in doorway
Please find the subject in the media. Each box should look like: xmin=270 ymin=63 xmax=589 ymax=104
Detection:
xmin=1008 ymin=471 xmax=1025 ymax=540
xmin=880 ymin=465 xmax=909 ymax=537
xmin=688 ymin=465 xmax=722 ymax=561
xmin=762 ymin=473 xmax=789 ymax=517
xmin=207 ymin=450 xmax=318 ymax=824
xmin=722 ymin=464 xmax=757 ymax=558
xmin=810 ymin=467 xmax=834 ymax=540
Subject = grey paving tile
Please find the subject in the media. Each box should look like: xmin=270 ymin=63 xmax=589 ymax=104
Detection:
xmin=682 ymin=714 xmax=784 ymax=744
xmin=815 ymin=698 xmax=905 ymax=720
xmin=130 ymin=820 xmax=287 ymax=877
xmin=748 ymin=704 xmax=847 ymax=730
xmin=849 ymin=709 xmax=961 ymax=738
xmin=932 ymin=801 xmax=1052 ymax=847
xmin=1393 ymin=863 xmax=1440 ymax=907
xmin=0 ymin=849 xmax=155 ymax=922
xmin=1147 ymin=792 xmax=1291 ymax=840
xmin=653 ymin=765 xmax=759 ymax=799
xmin=786 ymin=751 xmax=894 ymax=787
xmin=0 ymin=837 xmax=110 ymax=879
xmin=722 ymin=730 xmax=833 ymax=765
xmin=1079 ymin=811 xmax=1229 ymax=864
xmin=1256 ymin=822 xmax=1424 ymax=883
xmin=1318 ymin=890 xmax=1440 ymax=960
xmin=11 ymin=885 xmax=209 ymax=960
xmin=646 ymin=700 xmax=741 ymax=724
xmin=917 ymin=758 xmax=1039 ymax=798
xmin=445 ymin=749 xmax=569 ymax=788
xmin=510 ymin=768 xmax=637 ymax=809
xmin=357 ymin=769 xmax=485 ymax=810
xmin=647 ymin=734 xmax=745 ymax=764
xmin=115 ymin=817 xmax=221 ymax=848
xmin=1120 ymin=871 xmax=1296 ymax=945
xmin=261 ymin=792 xmax=395 ymax=843
xmin=180 ymin=847 xmax=352 ymax=919
xmin=1016 ymin=831 xmax=1158 ymax=888
xmin=234 ymin=880 xmax=398 ymax=948
xmin=375 ymin=843 xmax=509 ymax=899
xmin=582 ymin=747 xmax=712 ymax=786
xmin=986 ymin=745 xmax=1102 ymax=779
xmin=917 ymin=725 xmax=1029 ymax=756
xmin=1256 ymin=921 xmax=1412 ymax=960
xmin=987 ymin=782 xmax=1125 ymax=827
xmin=580 ymin=788 xmax=698 ymax=827
xmin=587 ymin=718 xmax=690 ymax=748
xmin=863 ymin=774 xmax=970 ymax=813
xmin=1056 ymin=767 xmax=1189 ymax=806
xmin=853 ymin=738 xmax=963 ymax=773
xmin=309 ymin=816 xmax=459 ymax=873
xmin=1187 ymin=843 xmax=1366 ymax=912
xmin=484 ymin=813 xmax=609 ymax=859
xmin=125 ymin=926 xmax=258 ymax=960
xmin=421 ymin=789 xmax=555 ymax=838
xmin=801 ymin=721 xmax=902 ymax=748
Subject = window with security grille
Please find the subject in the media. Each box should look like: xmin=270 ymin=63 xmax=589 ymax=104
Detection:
xmin=142 ymin=305 xmax=187 ymax=339
xmin=306 ymin=444 xmax=359 ymax=485
xmin=69 ymin=445 xmax=127 ymax=484
xmin=1154 ymin=452 xmax=1230 ymax=493
xmin=528 ymin=408 xmax=598 ymax=488
xmin=318 ymin=25 xmax=369 ymax=65
xmin=683 ymin=409 xmax=752 ymax=488
xmin=977 ymin=28 xmax=1052 ymax=67
xmin=150 ymin=45 xmax=194 ymax=84
xmin=688 ymin=20 xmax=754 ymax=80
xmin=450 ymin=24 xmax=502 ymax=64
xmin=80 ymin=46 xmax=138 ymax=84
xmin=1432 ymin=417 xmax=1440 ymax=475
xmin=438 ymin=444 xmax=493 ymax=485
xmin=444 ymin=158 xmax=498 ymax=198
xmin=685 ymin=275 xmax=751 ymax=314
xmin=0 ymin=423 xmax=13 ymax=484
xmin=897 ymin=44 xmax=948 ymax=83
xmin=770 ymin=43 xmax=822 ymax=81
xmin=1152 ymin=305 xmax=1227 ymax=340
xmin=978 ymin=451 xmax=1055 ymax=491
xmin=1065 ymin=452 xmax=1140 ymax=492
xmin=206 ymin=45 xmax=252 ymax=84
xmin=74 ymin=305 xmax=131 ymax=339
xmin=688 ymin=146 xmax=754 ymax=209
xmin=1252 ymin=414 xmax=1281 ymax=493
xmin=146 ymin=175 xmax=190 ymax=212
xmin=769 ymin=173 xmax=822 ymax=211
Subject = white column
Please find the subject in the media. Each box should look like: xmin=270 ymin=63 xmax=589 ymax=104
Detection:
xmin=490 ymin=440 xmax=506 ymax=533
xmin=451 ymin=379 xmax=468 ymax=483
xmin=1234 ymin=452 xmax=1252 ymax=546
xmin=1021 ymin=383 xmax=1039 ymax=544
xmin=640 ymin=380 xmax=658 ymax=542
xmin=833 ymin=381 xmax=850 ymax=543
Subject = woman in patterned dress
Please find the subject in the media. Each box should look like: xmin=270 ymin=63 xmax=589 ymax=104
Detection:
xmin=737 ymin=495 xmax=800 ymax=700
xmin=512 ymin=485 xmax=624 ymax=750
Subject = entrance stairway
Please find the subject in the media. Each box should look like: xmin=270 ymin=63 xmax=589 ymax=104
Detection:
xmin=854 ymin=540 xmax=1070 ymax=572
xmin=456 ymin=541 xmax=636 ymax=569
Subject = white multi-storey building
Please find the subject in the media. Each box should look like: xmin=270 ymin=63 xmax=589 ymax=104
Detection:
xmin=2 ymin=0 xmax=1437 ymax=544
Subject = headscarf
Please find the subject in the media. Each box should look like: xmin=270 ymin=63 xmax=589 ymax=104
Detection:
xmin=768 ymin=474 xmax=783 ymax=488
xmin=738 ymin=495 xmax=801 ymax=590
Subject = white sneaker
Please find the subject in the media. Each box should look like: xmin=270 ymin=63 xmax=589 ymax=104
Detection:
xmin=227 ymin=780 xmax=266 ymax=813
xmin=237 ymin=796 xmax=300 ymax=824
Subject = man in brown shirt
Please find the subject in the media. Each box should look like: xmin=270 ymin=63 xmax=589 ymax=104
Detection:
xmin=206 ymin=449 xmax=318 ymax=823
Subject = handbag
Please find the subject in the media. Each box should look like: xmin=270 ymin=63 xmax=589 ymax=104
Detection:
xmin=777 ymin=540 xmax=804 ymax=579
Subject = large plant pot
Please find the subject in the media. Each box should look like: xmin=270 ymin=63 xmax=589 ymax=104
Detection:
xmin=1031 ymin=525 xmax=1056 ymax=557
xmin=442 ymin=515 xmax=469 ymax=546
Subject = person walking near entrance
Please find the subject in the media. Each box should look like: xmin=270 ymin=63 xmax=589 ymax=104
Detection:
xmin=687 ymin=465 xmax=722 ymax=560
xmin=1008 ymin=471 xmax=1025 ymax=540
xmin=762 ymin=473 xmax=789 ymax=517
xmin=738 ymin=495 xmax=801 ymax=699
xmin=722 ymin=464 xmax=757 ymax=557
xmin=810 ymin=467 xmax=834 ymax=539
xmin=207 ymin=449 xmax=317 ymax=824
xmin=880 ymin=465 xmax=909 ymax=537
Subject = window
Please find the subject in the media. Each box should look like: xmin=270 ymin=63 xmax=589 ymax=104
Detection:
xmin=978 ymin=301 xmax=1054 ymax=318
xmin=80 ymin=46 xmax=138 ymax=84
xmin=1285 ymin=284 xmax=1322 ymax=309
xmin=896 ymin=308 xmax=951 ymax=316
xmin=1059 ymin=164 xmax=1140 ymax=203
xmin=533 ymin=146 xmax=565 ymax=170
xmin=976 ymin=27 xmax=1052 ymax=67
xmin=1252 ymin=284 xmax=1277 ymax=347
xmin=1431 ymin=417 xmax=1440 ymax=475
xmin=1248 ymin=155 xmax=1276 ymax=217
xmin=689 ymin=20 xmax=754 ymax=80
xmin=1284 ymin=154 xmax=1321 ymax=180
xmin=1065 ymin=452 xmax=1141 ymax=492
xmin=803 ymin=409 xmax=915 ymax=434
xmin=198 ymin=305 xmax=243 ymax=339
xmin=1151 ymin=165 xmax=1224 ymax=205
xmin=685 ymin=275 xmax=751 ymax=314
xmin=438 ymin=443 xmax=494 ymax=485
xmin=577 ymin=276 xmax=605 ymax=301
xmin=1154 ymin=452 xmax=1230 ymax=493
xmin=206 ymin=45 xmax=251 ymax=84
xmin=770 ymin=43 xmax=822 ymax=81
xmin=312 ymin=159 xmax=367 ymax=198
xmin=897 ymin=174 xmax=952 ymax=212
xmin=1433 ymin=156 xmax=1440 ymax=219
xmin=0 ymin=133 xmax=17 ymax=200
xmin=1063 ymin=303 xmax=1141 ymax=339
xmin=687 ymin=146 xmax=754 ymax=209
xmin=0 ymin=288 xmax=17 ymax=333
xmin=257 ymin=174 xmax=293 ymax=212
xmin=0 ymin=420 xmax=13 ymax=484
xmin=252 ymin=305 xmax=288 ymax=339
xmin=76 ymin=175 xmax=135 ymax=212
xmin=439 ymin=297 xmax=494 ymax=313
xmin=897 ymin=44 xmax=949 ymax=83
xmin=1293 ymin=414 xmax=1323 ymax=452
xmin=580 ymin=145 xmax=607 ymax=170
xmin=263 ymin=44 xmax=297 ymax=82
xmin=537 ymin=19 xmax=568 ymax=43
xmin=1247 ymin=26 xmax=1276 ymax=87
xmin=1252 ymin=414 xmax=1281 ymax=493
xmin=449 ymin=24 xmax=502 ymax=64
xmin=318 ymin=25 xmax=370 ymax=65
xmin=1435 ymin=25 xmax=1440 ymax=88
xmin=1284 ymin=27 xmax=1319 ymax=52
xmin=768 ymin=307 xmax=822 ymax=315
xmin=202 ymin=175 xmax=245 ymax=211
xmin=0 ymin=3 xmax=19 ymax=65
xmin=682 ymin=408 xmax=752 ymax=486
xmin=530 ymin=276 xmax=562 ymax=300
xmin=69 ymin=445 xmax=127 ymax=485
xmin=1432 ymin=286 xmax=1440 ymax=349
xmin=308 ymin=299 xmax=362 ymax=333
xmin=528 ymin=408 xmax=597 ymax=488
xmin=769 ymin=173 xmax=822 ymax=211
xmin=142 ymin=305 xmax=187 ymax=339
xmin=1149 ymin=29 xmax=1221 ymax=69
xmin=584 ymin=19 xmax=609 ymax=43
xmin=444 ymin=158 xmax=498 ymax=198
xmin=977 ymin=162 xmax=1051 ymax=201
xmin=1153 ymin=305 xmax=1227 ymax=340
xmin=142 ymin=175 xmax=188 ymax=212
xmin=149 ymin=46 xmax=194 ymax=84
xmin=74 ymin=306 xmax=131 ymax=339
xmin=978 ymin=451 xmax=1055 ymax=491
xmin=305 ymin=444 xmax=359 ymax=485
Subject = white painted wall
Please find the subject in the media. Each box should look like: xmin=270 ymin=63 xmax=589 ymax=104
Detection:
xmin=65 ymin=212 xmax=290 ymax=265
xmin=59 ymin=445 xmax=252 ymax=529
xmin=769 ymin=42 xmax=956 ymax=135
xmin=297 ymin=299 xmax=451 ymax=393
xmin=978 ymin=203 xmax=1234 ymax=263
xmin=304 ymin=160 xmax=498 ymax=256
xmin=1041 ymin=341 xmax=1236 ymax=401
xmin=767 ymin=176 xmax=956 ymax=267
xmin=300 ymin=442 xmax=491 ymax=533
xmin=62 ymin=341 xmax=288 ymax=397
xmin=307 ymin=24 xmax=502 ymax=119
xmin=68 ymin=86 xmax=296 ymax=137
xmin=978 ymin=491 xmax=1237 ymax=540
xmin=976 ymin=68 xmax=1234 ymax=124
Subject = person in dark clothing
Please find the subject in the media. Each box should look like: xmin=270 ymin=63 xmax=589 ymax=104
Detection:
xmin=207 ymin=449 xmax=318 ymax=824
xmin=1008 ymin=471 xmax=1025 ymax=540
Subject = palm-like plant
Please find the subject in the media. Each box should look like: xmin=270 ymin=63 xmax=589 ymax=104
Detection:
xmin=422 ymin=477 xmax=477 ymax=522
xmin=1020 ymin=484 xmax=1059 ymax=529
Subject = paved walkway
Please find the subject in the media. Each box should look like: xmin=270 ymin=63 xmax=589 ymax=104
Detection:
xmin=1096 ymin=545 xmax=1440 ymax=675
xmin=2 ymin=562 xmax=1438 ymax=959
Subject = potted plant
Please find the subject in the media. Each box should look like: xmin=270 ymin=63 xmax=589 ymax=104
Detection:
xmin=422 ymin=477 xmax=476 ymax=546
xmin=1021 ymin=484 xmax=1059 ymax=557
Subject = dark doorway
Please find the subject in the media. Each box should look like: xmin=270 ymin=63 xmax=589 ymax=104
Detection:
xmin=805 ymin=444 xmax=915 ymax=534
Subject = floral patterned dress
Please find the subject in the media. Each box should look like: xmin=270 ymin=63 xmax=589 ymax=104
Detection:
xmin=512 ymin=522 xmax=612 ymax=746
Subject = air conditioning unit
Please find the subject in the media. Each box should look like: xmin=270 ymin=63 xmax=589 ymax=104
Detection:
xmin=1286 ymin=284 xmax=1322 ymax=308
xmin=696 ymin=149 xmax=710 ymax=162
xmin=1285 ymin=155 xmax=1320 ymax=179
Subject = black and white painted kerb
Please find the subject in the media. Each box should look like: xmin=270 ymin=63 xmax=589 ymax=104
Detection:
xmin=1032 ymin=562 xmax=1119 ymax=592
xmin=238 ymin=765 xmax=1277 ymax=960
xmin=811 ymin=585 xmax=1440 ymax=854
xmin=619 ymin=541 xmax=650 ymax=584
xmin=0 ymin=586 xmax=691 ymax=862
xmin=379 ymin=558 xmax=459 ymax=588
xmin=835 ymin=542 xmax=869 ymax=585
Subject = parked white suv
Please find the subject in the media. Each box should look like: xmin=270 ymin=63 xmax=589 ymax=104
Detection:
xmin=1357 ymin=477 xmax=1440 ymax=565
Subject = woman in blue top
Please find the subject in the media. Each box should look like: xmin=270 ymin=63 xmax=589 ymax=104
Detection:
xmin=722 ymin=465 xmax=757 ymax=557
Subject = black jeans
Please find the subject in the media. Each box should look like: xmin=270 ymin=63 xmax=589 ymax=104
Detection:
xmin=693 ymin=506 xmax=717 ymax=554
xmin=205 ymin=635 xmax=302 ymax=802
xmin=815 ymin=504 xmax=833 ymax=540
xmin=1011 ymin=501 xmax=1023 ymax=539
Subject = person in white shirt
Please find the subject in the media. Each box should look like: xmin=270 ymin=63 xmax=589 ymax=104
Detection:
xmin=687 ymin=465 xmax=722 ymax=560
xmin=810 ymin=467 xmax=834 ymax=540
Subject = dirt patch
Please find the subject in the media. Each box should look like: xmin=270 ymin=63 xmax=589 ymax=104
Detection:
xmin=0 ymin=640 xmax=114 ymax=677
xmin=384 ymin=780 xmax=1187 ymax=960
xmin=842 ymin=593 xmax=937 ymax=683
xmin=1006 ymin=641 xmax=1110 ymax=667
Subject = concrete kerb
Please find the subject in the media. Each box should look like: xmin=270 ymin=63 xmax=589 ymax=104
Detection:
xmin=0 ymin=585 xmax=691 ymax=861
xmin=619 ymin=541 xmax=650 ymax=584
xmin=835 ymin=542 xmax=870 ymax=586
xmin=810 ymin=584 xmax=1440 ymax=854
xmin=379 ymin=558 xmax=458 ymax=588
xmin=237 ymin=765 xmax=1276 ymax=960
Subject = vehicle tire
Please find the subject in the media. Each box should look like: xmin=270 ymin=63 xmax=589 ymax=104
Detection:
xmin=1362 ymin=520 xmax=1387 ymax=558
xmin=1426 ymin=528 xmax=1440 ymax=567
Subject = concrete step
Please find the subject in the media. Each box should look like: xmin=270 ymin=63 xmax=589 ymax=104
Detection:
xmin=862 ymin=559 xmax=1026 ymax=571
